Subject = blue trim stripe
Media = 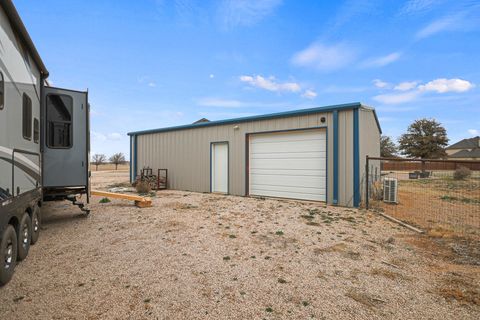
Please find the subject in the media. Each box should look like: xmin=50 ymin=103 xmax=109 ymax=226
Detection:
xmin=133 ymin=135 xmax=138 ymax=181
xmin=129 ymin=135 xmax=132 ymax=182
xmin=127 ymin=102 xmax=381 ymax=136
xmin=353 ymin=108 xmax=360 ymax=207
xmin=332 ymin=110 xmax=339 ymax=205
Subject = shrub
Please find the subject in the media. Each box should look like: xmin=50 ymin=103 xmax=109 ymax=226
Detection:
xmin=453 ymin=166 xmax=471 ymax=180
xmin=99 ymin=197 xmax=111 ymax=203
xmin=135 ymin=180 xmax=151 ymax=194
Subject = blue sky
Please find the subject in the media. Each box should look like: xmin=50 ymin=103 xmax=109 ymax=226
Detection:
xmin=16 ymin=0 xmax=480 ymax=157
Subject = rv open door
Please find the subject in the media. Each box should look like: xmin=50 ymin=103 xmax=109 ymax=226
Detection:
xmin=41 ymin=86 xmax=90 ymax=203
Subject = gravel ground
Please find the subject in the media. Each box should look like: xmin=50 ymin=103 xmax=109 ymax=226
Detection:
xmin=0 ymin=171 xmax=479 ymax=319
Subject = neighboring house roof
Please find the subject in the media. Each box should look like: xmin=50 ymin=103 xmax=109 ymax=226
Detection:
xmin=0 ymin=0 xmax=49 ymax=77
xmin=193 ymin=118 xmax=210 ymax=124
xmin=128 ymin=102 xmax=382 ymax=136
xmin=449 ymin=149 xmax=480 ymax=158
xmin=446 ymin=136 xmax=480 ymax=150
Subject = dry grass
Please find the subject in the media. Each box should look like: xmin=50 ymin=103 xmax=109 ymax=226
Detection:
xmin=91 ymin=163 xmax=129 ymax=171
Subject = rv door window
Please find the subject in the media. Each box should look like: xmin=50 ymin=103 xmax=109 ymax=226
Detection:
xmin=0 ymin=72 xmax=4 ymax=110
xmin=46 ymin=94 xmax=73 ymax=148
xmin=34 ymin=118 xmax=39 ymax=143
xmin=22 ymin=93 xmax=32 ymax=140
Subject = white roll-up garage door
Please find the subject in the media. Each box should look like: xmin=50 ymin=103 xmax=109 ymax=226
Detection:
xmin=249 ymin=129 xmax=327 ymax=201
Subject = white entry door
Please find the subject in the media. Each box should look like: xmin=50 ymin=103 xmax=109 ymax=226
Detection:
xmin=249 ymin=129 xmax=327 ymax=201
xmin=211 ymin=142 xmax=229 ymax=193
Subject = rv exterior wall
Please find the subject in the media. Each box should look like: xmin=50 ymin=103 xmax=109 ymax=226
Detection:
xmin=132 ymin=108 xmax=377 ymax=207
xmin=0 ymin=5 xmax=42 ymax=197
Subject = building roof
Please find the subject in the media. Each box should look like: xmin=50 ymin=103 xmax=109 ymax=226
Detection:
xmin=0 ymin=0 xmax=49 ymax=77
xmin=449 ymin=149 xmax=480 ymax=159
xmin=447 ymin=136 xmax=480 ymax=150
xmin=128 ymin=102 xmax=382 ymax=136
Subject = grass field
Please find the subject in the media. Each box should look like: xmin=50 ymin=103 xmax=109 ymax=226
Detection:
xmin=370 ymin=174 xmax=480 ymax=239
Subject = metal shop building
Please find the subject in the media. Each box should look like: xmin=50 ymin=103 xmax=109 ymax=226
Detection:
xmin=128 ymin=102 xmax=381 ymax=207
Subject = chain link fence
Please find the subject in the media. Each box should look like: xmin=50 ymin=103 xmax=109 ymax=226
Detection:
xmin=364 ymin=157 xmax=480 ymax=239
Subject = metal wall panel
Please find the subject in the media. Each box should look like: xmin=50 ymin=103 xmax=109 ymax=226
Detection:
xmin=135 ymin=109 xmax=364 ymax=206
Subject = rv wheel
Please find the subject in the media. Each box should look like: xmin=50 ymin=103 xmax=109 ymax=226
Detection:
xmin=17 ymin=213 xmax=32 ymax=261
xmin=0 ymin=225 xmax=18 ymax=285
xmin=30 ymin=206 xmax=41 ymax=245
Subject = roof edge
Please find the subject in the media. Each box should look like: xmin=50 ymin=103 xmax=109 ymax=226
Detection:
xmin=128 ymin=102 xmax=381 ymax=136
xmin=0 ymin=0 xmax=49 ymax=77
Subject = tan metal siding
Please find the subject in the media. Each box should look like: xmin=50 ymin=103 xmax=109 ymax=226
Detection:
xmin=135 ymin=109 xmax=361 ymax=206
xmin=359 ymin=109 xmax=381 ymax=203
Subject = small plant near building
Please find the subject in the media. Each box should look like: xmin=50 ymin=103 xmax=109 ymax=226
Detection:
xmin=453 ymin=166 xmax=471 ymax=180
xmin=135 ymin=180 xmax=151 ymax=194
xmin=99 ymin=197 xmax=111 ymax=203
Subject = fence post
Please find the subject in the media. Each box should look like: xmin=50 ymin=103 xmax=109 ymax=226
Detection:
xmin=365 ymin=156 xmax=369 ymax=209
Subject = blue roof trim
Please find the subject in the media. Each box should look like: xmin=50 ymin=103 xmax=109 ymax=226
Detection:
xmin=353 ymin=108 xmax=360 ymax=207
xmin=332 ymin=110 xmax=339 ymax=205
xmin=127 ymin=102 xmax=380 ymax=136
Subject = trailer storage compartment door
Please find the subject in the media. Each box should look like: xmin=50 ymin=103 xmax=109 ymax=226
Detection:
xmin=249 ymin=129 xmax=326 ymax=201
xmin=42 ymin=87 xmax=89 ymax=194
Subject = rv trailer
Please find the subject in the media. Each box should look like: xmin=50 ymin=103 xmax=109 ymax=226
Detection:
xmin=0 ymin=0 xmax=90 ymax=285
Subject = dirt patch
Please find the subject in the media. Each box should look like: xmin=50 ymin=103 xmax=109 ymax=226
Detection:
xmin=1 ymin=171 xmax=479 ymax=319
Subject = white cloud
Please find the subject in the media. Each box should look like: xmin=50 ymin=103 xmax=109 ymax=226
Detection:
xmin=91 ymin=131 xmax=106 ymax=142
xmin=291 ymin=42 xmax=356 ymax=72
xmin=418 ymin=78 xmax=474 ymax=93
xmin=361 ymin=52 xmax=402 ymax=68
xmin=209 ymin=74 xmax=215 ymax=79
xmin=196 ymin=97 xmax=288 ymax=108
xmin=416 ymin=15 xmax=459 ymax=39
xmin=239 ymin=75 xmax=301 ymax=93
xmin=394 ymin=81 xmax=418 ymax=91
xmin=302 ymin=90 xmax=317 ymax=99
xmin=373 ymin=91 xmax=419 ymax=104
xmin=148 ymin=82 xmax=156 ymax=87
xmin=107 ymin=133 xmax=123 ymax=141
xmin=399 ymin=0 xmax=440 ymax=15
xmin=373 ymin=78 xmax=474 ymax=104
xmin=468 ymin=129 xmax=479 ymax=136
xmin=373 ymin=79 xmax=390 ymax=89
xmin=218 ymin=0 xmax=282 ymax=28
xmin=197 ymin=98 xmax=245 ymax=108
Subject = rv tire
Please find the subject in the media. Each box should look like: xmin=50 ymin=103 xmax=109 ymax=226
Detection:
xmin=0 ymin=225 xmax=18 ymax=285
xmin=17 ymin=213 xmax=31 ymax=261
xmin=31 ymin=206 xmax=40 ymax=245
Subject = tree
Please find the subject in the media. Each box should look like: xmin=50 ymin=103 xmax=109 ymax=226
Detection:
xmin=109 ymin=152 xmax=126 ymax=170
xmin=380 ymin=135 xmax=398 ymax=158
xmin=398 ymin=118 xmax=449 ymax=159
xmin=92 ymin=154 xmax=106 ymax=171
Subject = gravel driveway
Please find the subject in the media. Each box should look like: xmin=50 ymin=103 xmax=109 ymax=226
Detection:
xmin=0 ymin=171 xmax=478 ymax=319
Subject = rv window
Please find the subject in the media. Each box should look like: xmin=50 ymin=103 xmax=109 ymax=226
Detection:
xmin=46 ymin=94 xmax=73 ymax=148
xmin=22 ymin=93 xmax=32 ymax=140
xmin=34 ymin=118 xmax=39 ymax=143
xmin=0 ymin=72 xmax=4 ymax=110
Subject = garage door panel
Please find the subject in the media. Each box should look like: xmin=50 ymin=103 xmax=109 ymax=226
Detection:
xmin=250 ymin=188 xmax=325 ymax=201
xmin=251 ymin=151 xmax=326 ymax=160
xmin=250 ymin=168 xmax=326 ymax=177
xmin=250 ymin=131 xmax=326 ymax=143
xmin=249 ymin=129 xmax=327 ymax=202
xmin=251 ymin=158 xmax=326 ymax=170
xmin=250 ymin=174 xmax=326 ymax=189
xmin=250 ymin=140 xmax=326 ymax=154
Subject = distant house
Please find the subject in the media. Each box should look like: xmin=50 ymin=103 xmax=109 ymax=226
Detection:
xmin=446 ymin=136 xmax=480 ymax=160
